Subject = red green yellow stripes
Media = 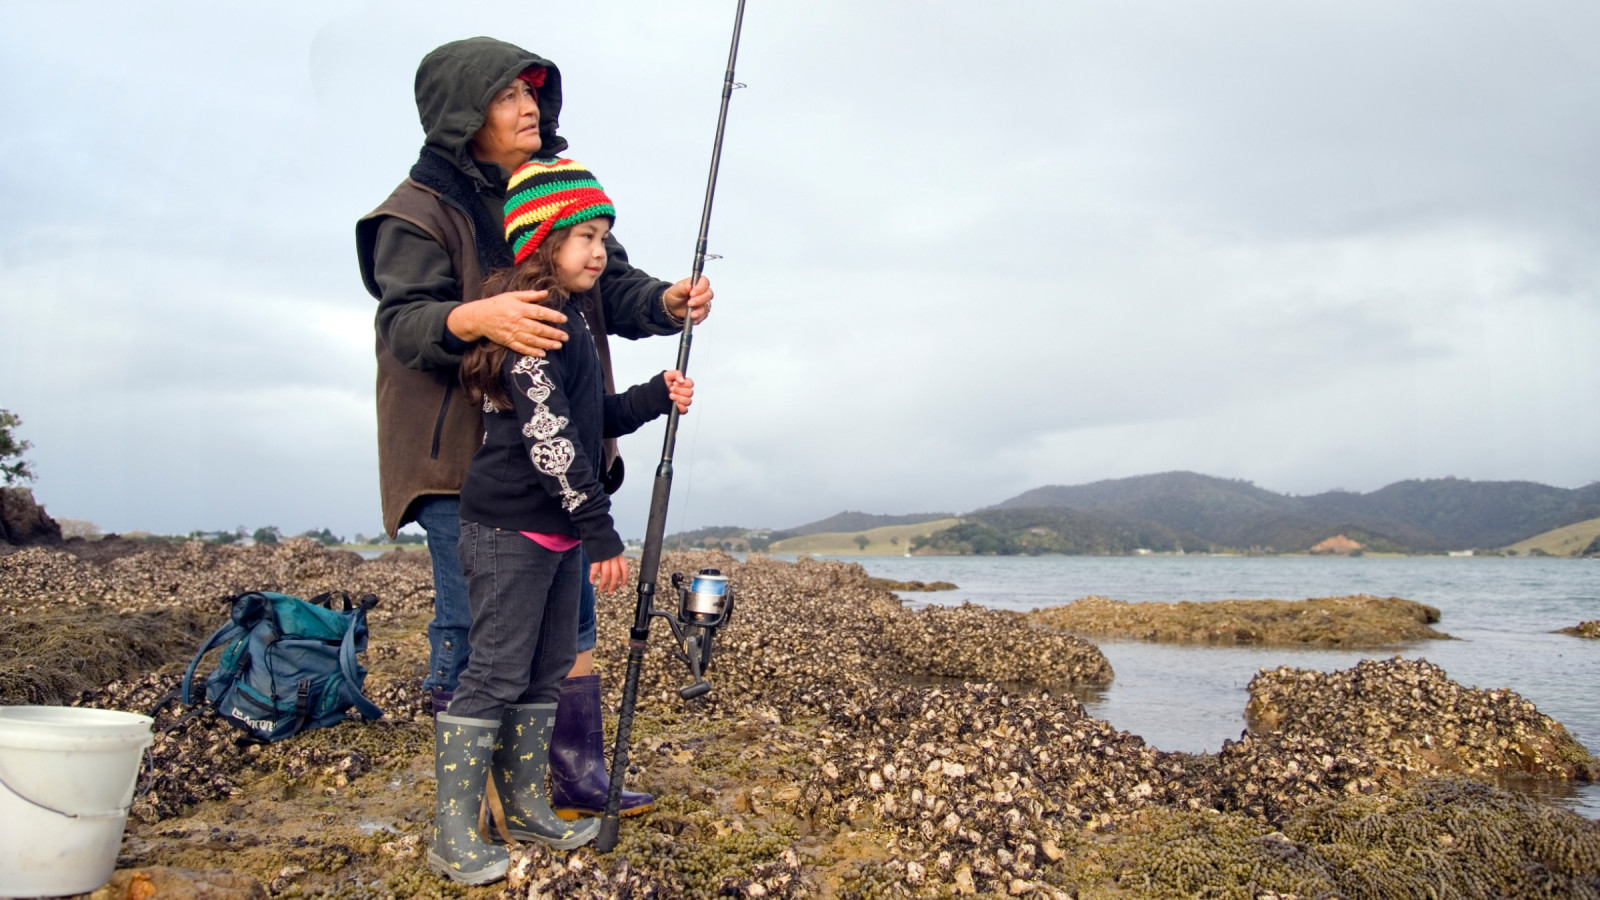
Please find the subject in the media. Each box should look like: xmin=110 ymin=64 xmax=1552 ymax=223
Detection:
xmin=503 ymin=158 xmax=616 ymax=265
xmin=507 ymin=157 xmax=586 ymax=187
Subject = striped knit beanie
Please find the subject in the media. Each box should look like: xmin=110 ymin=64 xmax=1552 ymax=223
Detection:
xmin=504 ymin=158 xmax=616 ymax=265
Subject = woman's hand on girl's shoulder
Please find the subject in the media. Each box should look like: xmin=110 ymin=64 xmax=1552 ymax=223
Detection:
xmin=664 ymin=370 xmax=694 ymax=414
xmin=591 ymin=554 xmax=629 ymax=594
xmin=447 ymin=289 xmax=568 ymax=356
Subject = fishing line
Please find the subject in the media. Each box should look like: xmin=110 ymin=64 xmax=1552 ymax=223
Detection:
xmin=596 ymin=0 xmax=748 ymax=853
xmin=669 ymin=394 xmax=707 ymax=546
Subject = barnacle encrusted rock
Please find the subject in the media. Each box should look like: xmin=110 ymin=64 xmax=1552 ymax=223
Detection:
xmin=793 ymin=668 xmax=1600 ymax=897
xmin=0 ymin=538 xmax=434 ymax=619
xmin=3 ymin=543 xmax=1596 ymax=897
xmin=867 ymin=577 xmax=957 ymax=592
xmin=1247 ymin=657 xmax=1599 ymax=783
xmin=1560 ymin=620 xmax=1600 ymax=639
xmin=1027 ymin=593 xmax=1448 ymax=646
xmin=881 ymin=602 xmax=1114 ymax=686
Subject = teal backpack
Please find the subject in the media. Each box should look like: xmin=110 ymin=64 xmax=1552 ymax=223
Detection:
xmin=181 ymin=591 xmax=383 ymax=741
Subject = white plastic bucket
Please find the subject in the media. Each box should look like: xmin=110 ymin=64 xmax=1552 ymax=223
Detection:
xmin=0 ymin=706 xmax=153 ymax=898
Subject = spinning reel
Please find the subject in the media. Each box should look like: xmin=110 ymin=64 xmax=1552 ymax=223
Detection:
xmin=653 ymin=568 xmax=735 ymax=699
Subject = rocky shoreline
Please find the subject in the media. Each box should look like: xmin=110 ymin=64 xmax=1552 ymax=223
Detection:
xmin=865 ymin=578 xmax=958 ymax=593
xmin=1026 ymin=593 xmax=1449 ymax=647
xmin=1 ymin=541 xmax=1596 ymax=898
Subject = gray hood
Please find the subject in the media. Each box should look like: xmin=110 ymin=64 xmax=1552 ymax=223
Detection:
xmin=413 ymin=36 xmax=569 ymax=177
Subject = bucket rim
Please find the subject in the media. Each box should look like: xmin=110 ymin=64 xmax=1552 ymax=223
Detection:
xmin=0 ymin=706 xmax=154 ymax=750
xmin=0 ymin=705 xmax=155 ymax=728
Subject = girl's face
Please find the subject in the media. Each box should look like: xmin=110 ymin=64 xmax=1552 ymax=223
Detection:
xmin=553 ymin=219 xmax=611 ymax=292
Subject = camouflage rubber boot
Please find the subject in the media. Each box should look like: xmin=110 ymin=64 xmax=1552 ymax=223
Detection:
xmin=427 ymin=714 xmax=510 ymax=885
xmin=491 ymin=703 xmax=600 ymax=849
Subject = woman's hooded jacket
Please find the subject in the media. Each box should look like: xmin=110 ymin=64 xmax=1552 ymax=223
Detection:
xmin=356 ymin=37 xmax=679 ymax=537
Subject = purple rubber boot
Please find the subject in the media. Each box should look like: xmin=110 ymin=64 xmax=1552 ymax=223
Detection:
xmin=549 ymin=674 xmax=656 ymax=819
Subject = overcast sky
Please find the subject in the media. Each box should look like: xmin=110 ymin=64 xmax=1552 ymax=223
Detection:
xmin=2 ymin=1 xmax=1596 ymax=540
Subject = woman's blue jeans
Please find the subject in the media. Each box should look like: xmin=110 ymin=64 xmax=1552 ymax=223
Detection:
xmin=415 ymin=495 xmax=471 ymax=693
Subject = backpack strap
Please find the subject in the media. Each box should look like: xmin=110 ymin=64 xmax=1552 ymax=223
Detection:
xmin=307 ymin=591 xmax=354 ymax=611
xmin=338 ymin=595 xmax=384 ymax=721
xmin=145 ymin=686 xmax=182 ymax=721
xmin=180 ymin=617 xmax=247 ymax=705
xmin=288 ymin=679 xmax=314 ymax=738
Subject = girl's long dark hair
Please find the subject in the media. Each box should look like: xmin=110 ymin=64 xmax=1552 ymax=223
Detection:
xmin=459 ymin=228 xmax=573 ymax=411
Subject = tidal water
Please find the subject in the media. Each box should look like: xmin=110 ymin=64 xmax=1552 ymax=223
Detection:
xmin=772 ymin=553 xmax=1600 ymax=817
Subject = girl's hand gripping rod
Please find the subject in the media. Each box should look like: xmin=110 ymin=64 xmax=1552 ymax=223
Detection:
xmin=596 ymin=0 xmax=748 ymax=854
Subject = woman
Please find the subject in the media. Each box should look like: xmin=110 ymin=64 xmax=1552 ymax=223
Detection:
xmin=355 ymin=36 xmax=710 ymax=821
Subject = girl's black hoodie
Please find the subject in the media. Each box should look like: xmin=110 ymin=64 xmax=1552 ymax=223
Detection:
xmin=458 ymin=297 xmax=672 ymax=561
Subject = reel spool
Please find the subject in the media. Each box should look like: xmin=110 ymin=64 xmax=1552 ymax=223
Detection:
xmin=655 ymin=568 xmax=735 ymax=699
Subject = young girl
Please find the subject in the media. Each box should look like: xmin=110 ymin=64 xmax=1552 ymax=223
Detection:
xmin=427 ymin=158 xmax=693 ymax=884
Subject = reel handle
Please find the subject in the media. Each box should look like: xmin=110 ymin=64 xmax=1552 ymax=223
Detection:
xmin=678 ymin=681 xmax=712 ymax=700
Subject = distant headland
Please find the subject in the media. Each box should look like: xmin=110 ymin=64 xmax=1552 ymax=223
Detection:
xmin=663 ymin=471 xmax=1600 ymax=558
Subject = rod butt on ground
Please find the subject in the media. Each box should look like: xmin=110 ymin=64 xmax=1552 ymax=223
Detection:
xmin=595 ymin=813 xmax=620 ymax=853
xmin=596 ymin=644 xmax=645 ymax=853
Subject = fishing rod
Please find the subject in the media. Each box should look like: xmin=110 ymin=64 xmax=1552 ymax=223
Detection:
xmin=596 ymin=0 xmax=748 ymax=854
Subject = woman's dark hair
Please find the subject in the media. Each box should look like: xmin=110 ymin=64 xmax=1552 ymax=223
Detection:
xmin=459 ymin=228 xmax=574 ymax=411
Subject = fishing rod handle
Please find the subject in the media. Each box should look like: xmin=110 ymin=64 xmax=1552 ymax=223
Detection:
xmin=634 ymin=461 xmax=675 ymax=608
xmin=596 ymin=643 xmax=647 ymax=853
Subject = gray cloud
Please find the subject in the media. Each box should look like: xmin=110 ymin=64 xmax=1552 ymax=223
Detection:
xmin=2 ymin=0 xmax=1595 ymax=541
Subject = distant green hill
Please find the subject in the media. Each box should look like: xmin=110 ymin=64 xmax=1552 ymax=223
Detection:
xmin=769 ymin=511 xmax=954 ymax=541
xmin=664 ymin=525 xmax=754 ymax=550
xmin=993 ymin=472 xmax=1325 ymax=551
xmin=958 ymin=507 xmax=1191 ymax=555
xmin=1298 ymin=478 xmax=1600 ymax=551
xmin=664 ymin=511 xmax=955 ymax=553
xmin=662 ymin=473 xmax=1600 ymax=558
xmin=769 ymin=518 xmax=961 ymax=555
xmin=1506 ymin=516 xmax=1600 ymax=557
xmin=976 ymin=472 xmax=1600 ymax=555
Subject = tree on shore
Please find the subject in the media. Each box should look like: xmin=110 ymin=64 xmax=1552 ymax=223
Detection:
xmin=299 ymin=527 xmax=343 ymax=546
xmin=190 ymin=530 xmax=239 ymax=544
xmin=1 ymin=409 xmax=34 ymax=485
xmin=854 ymin=534 xmax=870 ymax=550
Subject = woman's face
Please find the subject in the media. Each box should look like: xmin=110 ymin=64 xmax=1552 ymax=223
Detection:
xmin=468 ymin=80 xmax=541 ymax=171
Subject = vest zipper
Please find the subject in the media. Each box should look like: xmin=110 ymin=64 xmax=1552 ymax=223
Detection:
xmin=431 ymin=381 xmax=454 ymax=460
